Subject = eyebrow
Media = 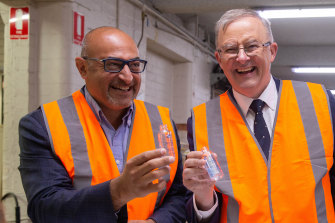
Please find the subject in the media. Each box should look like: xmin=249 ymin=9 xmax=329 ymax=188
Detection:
xmin=223 ymin=39 xmax=260 ymax=47
xmin=221 ymin=43 xmax=238 ymax=49
xmin=244 ymin=39 xmax=259 ymax=44
xmin=105 ymin=56 xmax=141 ymax=60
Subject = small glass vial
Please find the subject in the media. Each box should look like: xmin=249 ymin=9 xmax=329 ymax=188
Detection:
xmin=158 ymin=124 xmax=175 ymax=157
xmin=202 ymin=146 xmax=223 ymax=181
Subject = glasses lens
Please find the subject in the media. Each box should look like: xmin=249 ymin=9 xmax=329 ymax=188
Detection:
xmin=128 ymin=60 xmax=146 ymax=73
xmin=244 ymin=43 xmax=261 ymax=56
xmin=103 ymin=58 xmax=146 ymax=73
xmin=104 ymin=59 xmax=123 ymax=72
xmin=221 ymin=45 xmax=238 ymax=56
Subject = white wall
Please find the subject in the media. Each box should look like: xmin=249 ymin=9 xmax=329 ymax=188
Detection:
xmin=37 ymin=2 xmax=75 ymax=104
xmin=192 ymin=50 xmax=213 ymax=107
xmin=145 ymin=49 xmax=175 ymax=108
xmin=0 ymin=0 xmax=214 ymax=221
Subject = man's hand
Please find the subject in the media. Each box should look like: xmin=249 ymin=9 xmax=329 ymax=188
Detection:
xmin=110 ymin=148 xmax=175 ymax=210
xmin=183 ymin=151 xmax=216 ymax=211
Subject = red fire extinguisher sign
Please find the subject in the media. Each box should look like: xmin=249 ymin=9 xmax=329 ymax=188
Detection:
xmin=10 ymin=7 xmax=29 ymax=39
xmin=73 ymin=11 xmax=85 ymax=45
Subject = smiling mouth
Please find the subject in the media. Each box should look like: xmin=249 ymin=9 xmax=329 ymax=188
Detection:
xmin=236 ymin=67 xmax=255 ymax=74
xmin=112 ymin=86 xmax=131 ymax=91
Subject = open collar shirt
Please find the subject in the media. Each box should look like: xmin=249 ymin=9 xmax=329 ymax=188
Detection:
xmin=84 ymin=86 xmax=133 ymax=173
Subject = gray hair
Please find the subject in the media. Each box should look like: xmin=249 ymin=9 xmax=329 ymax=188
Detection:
xmin=215 ymin=9 xmax=274 ymax=47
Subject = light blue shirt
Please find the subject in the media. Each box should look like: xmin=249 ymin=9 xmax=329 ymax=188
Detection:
xmin=84 ymin=87 xmax=133 ymax=173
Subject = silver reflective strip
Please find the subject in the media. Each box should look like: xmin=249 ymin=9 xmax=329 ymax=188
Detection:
xmin=143 ymin=102 xmax=168 ymax=210
xmin=58 ymin=96 xmax=92 ymax=189
xmin=324 ymin=85 xmax=334 ymax=143
xmin=205 ymin=96 xmax=239 ymax=222
xmin=144 ymin=102 xmax=163 ymax=148
xmin=124 ymin=104 xmax=135 ymax=167
xmin=292 ymin=81 xmax=328 ymax=223
xmin=226 ymin=198 xmax=239 ymax=223
xmin=41 ymin=106 xmax=56 ymax=154
xmin=268 ymin=80 xmax=283 ymax=223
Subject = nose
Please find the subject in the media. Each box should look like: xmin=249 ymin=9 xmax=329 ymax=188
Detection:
xmin=236 ymin=48 xmax=250 ymax=64
xmin=119 ymin=64 xmax=133 ymax=84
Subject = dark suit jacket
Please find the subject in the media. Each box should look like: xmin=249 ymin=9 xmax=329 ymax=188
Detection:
xmin=19 ymin=104 xmax=187 ymax=223
xmin=186 ymin=79 xmax=335 ymax=223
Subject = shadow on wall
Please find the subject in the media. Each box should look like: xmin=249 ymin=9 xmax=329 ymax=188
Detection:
xmin=211 ymin=64 xmax=231 ymax=98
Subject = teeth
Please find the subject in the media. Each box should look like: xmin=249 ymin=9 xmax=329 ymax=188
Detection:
xmin=237 ymin=67 xmax=253 ymax=73
xmin=115 ymin=86 xmax=130 ymax=91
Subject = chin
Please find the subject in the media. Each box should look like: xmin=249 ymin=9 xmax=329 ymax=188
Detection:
xmin=109 ymin=100 xmax=133 ymax=110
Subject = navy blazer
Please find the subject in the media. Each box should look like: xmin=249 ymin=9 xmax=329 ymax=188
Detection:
xmin=19 ymin=104 xmax=187 ymax=223
xmin=186 ymin=79 xmax=335 ymax=223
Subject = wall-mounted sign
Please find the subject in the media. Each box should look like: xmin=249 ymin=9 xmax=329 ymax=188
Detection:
xmin=10 ymin=7 xmax=29 ymax=39
xmin=73 ymin=11 xmax=84 ymax=45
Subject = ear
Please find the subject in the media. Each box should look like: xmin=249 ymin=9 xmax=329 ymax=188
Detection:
xmin=75 ymin=57 xmax=88 ymax=79
xmin=269 ymin=42 xmax=278 ymax=63
xmin=215 ymin=50 xmax=225 ymax=71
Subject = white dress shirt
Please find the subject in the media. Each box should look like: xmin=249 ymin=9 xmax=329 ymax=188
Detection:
xmin=195 ymin=77 xmax=278 ymax=222
xmin=234 ymin=77 xmax=278 ymax=135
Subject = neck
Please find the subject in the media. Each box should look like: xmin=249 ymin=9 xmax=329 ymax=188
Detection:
xmin=102 ymin=107 xmax=129 ymax=129
xmin=237 ymin=77 xmax=271 ymax=99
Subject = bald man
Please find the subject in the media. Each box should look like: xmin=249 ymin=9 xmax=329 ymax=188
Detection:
xmin=19 ymin=27 xmax=187 ymax=223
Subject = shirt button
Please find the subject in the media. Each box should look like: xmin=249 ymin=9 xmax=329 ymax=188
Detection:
xmin=116 ymin=160 xmax=120 ymax=165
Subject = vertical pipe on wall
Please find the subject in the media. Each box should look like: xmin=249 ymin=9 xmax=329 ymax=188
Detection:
xmin=127 ymin=0 xmax=215 ymax=59
xmin=195 ymin=14 xmax=199 ymax=38
xmin=116 ymin=0 xmax=119 ymax=28
xmin=0 ymin=13 xmax=4 ymax=199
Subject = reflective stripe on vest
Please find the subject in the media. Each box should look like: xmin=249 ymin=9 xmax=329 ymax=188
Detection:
xmin=192 ymin=80 xmax=334 ymax=223
xmin=42 ymin=90 xmax=178 ymax=220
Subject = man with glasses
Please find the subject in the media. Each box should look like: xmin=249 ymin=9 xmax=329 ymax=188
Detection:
xmin=19 ymin=27 xmax=186 ymax=222
xmin=183 ymin=9 xmax=335 ymax=222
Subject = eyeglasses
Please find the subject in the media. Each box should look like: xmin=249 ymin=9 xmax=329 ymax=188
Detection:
xmin=82 ymin=57 xmax=147 ymax=73
xmin=217 ymin=41 xmax=272 ymax=59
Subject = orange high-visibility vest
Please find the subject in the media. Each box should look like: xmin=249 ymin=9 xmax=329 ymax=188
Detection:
xmin=41 ymin=90 xmax=178 ymax=220
xmin=192 ymin=80 xmax=334 ymax=223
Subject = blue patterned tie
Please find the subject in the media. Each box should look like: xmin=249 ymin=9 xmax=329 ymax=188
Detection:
xmin=250 ymin=99 xmax=270 ymax=159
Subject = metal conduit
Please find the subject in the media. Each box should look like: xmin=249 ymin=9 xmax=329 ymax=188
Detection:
xmin=127 ymin=0 xmax=216 ymax=59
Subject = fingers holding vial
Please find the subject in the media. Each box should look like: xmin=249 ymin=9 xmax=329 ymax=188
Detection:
xmin=202 ymin=146 xmax=223 ymax=181
xmin=183 ymin=147 xmax=223 ymax=192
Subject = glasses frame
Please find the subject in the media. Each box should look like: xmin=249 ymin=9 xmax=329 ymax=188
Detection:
xmin=82 ymin=57 xmax=148 ymax=73
xmin=217 ymin=41 xmax=272 ymax=59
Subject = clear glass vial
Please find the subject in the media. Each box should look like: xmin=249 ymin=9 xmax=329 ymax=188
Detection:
xmin=158 ymin=124 xmax=175 ymax=157
xmin=202 ymin=146 xmax=223 ymax=181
